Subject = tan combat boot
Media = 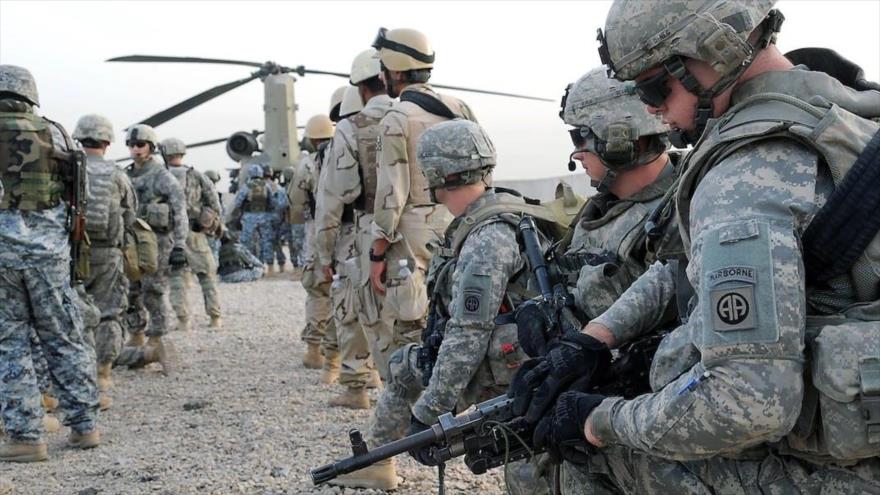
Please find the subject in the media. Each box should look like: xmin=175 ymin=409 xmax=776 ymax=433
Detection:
xmin=209 ymin=316 xmax=222 ymax=329
xmin=328 ymin=458 xmax=398 ymax=490
xmin=0 ymin=441 xmax=48 ymax=463
xmin=144 ymin=336 xmax=177 ymax=374
xmin=97 ymin=363 xmax=113 ymax=392
xmin=126 ymin=332 xmax=146 ymax=348
xmin=328 ymin=387 xmax=370 ymax=410
xmin=177 ymin=316 xmax=192 ymax=332
xmin=267 ymin=264 xmax=275 ymax=275
xmin=98 ymin=394 xmax=113 ymax=411
xmin=41 ymin=393 xmax=59 ymax=412
xmin=320 ymin=351 xmax=341 ymax=384
xmin=366 ymin=370 xmax=382 ymax=389
xmin=42 ymin=415 xmax=61 ymax=433
xmin=68 ymin=429 xmax=100 ymax=449
xmin=302 ymin=343 xmax=324 ymax=369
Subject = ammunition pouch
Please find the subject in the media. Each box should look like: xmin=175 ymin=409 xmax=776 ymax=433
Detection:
xmin=123 ymin=218 xmax=159 ymax=281
xmin=143 ymin=202 xmax=171 ymax=232
xmin=197 ymin=207 xmax=221 ymax=236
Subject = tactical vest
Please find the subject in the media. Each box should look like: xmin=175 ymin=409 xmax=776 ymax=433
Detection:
xmin=129 ymin=157 xmax=174 ymax=233
xmin=350 ymin=110 xmax=383 ymax=214
xmin=84 ymin=156 xmax=120 ymax=244
xmin=0 ymin=111 xmax=66 ymax=210
xmin=245 ymin=177 xmax=269 ymax=212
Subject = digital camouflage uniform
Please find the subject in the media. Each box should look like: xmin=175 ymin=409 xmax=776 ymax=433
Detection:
xmin=218 ymin=236 xmax=264 ymax=283
xmin=235 ymin=165 xmax=276 ymax=265
xmin=168 ymin=164 xmax=222 ymax=327
xmin=565 ymin=3 xmax=880 ymax=492
xmin=315 ymin=97 xmax=396 ymax=388
xmin=117 ymin=154 xmax=187 ymax=366
xmin=0 ymin=97 xmax=99 ymax=443
xmin=371 ymin=84 xmax=473 ymax=357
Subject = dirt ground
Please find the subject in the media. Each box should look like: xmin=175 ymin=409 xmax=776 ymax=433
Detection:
xmin=3 ymin=272 xmax=506 ymax=495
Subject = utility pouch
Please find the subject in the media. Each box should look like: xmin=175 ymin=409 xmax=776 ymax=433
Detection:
xmin=487 ymin=322 xmax=526 ymax=387
xmin=144 ymin=202 xmax=171 ymax=232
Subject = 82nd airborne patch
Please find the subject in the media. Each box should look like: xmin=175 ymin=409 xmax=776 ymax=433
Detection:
xmin=708 ymin=266 xmax=757 ymax=331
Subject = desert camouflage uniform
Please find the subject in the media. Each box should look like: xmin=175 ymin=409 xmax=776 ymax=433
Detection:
xmin=168 ymin=165 xmax=222 ymax=326
xmin=371 ymin=84 xmax=473 ymax=356
xmin=572 ymin=66 xmax=880 ymax=494
xmin=0 ymin=110 xmax=98 ymax=442
xmin=117 ymin=155 xmax=187 ymax=366
xmin=290 ymin=149 xmax=334 ymax=348
xmin=236 ymin=173 xmax=276 ymax=266
xmin=82 ymin=153 xmax=137 ymax=366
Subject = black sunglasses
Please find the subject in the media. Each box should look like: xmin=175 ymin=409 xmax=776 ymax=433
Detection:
xmin=126 ymin=141 xmax=148 ymax=149
xmin=634 ymin=70 xmax=671 ymax=108
xmin=568 ymin=127 xmax=594 ymax=150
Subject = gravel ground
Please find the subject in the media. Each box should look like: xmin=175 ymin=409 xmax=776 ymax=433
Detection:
xmin=3 ymin=272 xmax=505 ymax=495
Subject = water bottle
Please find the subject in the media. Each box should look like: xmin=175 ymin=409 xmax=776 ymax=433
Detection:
xmin=397 ymin=259 xmax=412 ymax=279
xmin=331 ymin=273 xmax=342 ymax=290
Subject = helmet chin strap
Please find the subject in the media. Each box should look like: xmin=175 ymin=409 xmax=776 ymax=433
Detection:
xmin=594 ymin=168 xmax=618 ymax=193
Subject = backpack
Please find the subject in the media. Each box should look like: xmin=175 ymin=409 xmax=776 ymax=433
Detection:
xmin=246 ymin=178 xmax=269 ymax=212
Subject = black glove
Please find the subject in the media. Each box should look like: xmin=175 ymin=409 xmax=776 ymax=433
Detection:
xmin=406 ymin=415 xmax=438 ymax=466
xmin=508 ymin=332 xmax=610 ymax=425
xmin=515 ymin=300 xmax=550 ymax=358
xmin=533 ymin=391 xmax=605 ymax=465
xmin=169 ymin=246 xmax=188 ymax=269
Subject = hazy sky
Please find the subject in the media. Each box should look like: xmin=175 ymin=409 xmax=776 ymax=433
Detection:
xmin=2 ymin=0 xmax=878 ymax=187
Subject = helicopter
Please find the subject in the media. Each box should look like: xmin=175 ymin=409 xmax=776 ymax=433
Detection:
xmin=107 ymin=54 xmax=554 ymax=189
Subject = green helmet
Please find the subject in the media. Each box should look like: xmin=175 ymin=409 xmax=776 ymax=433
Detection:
xmin=561 ymin=67 xmax=668 ymax=173
xmin=160 ymin=137 xmax=186 ymax=156
xmin=599 ymin=0 xmax=783 ymax=143
xmin=417 ymin=119 xmax=495 ymax=192
xmin=204 ymin=170 xmax=221 ymax=183
xmin=72 ymin=114 xmax=115 ymax=144
xmin=125 ymin=124 xmax=159 ymax=147
xmin=0 ymin=65 xmax=39 ymax=106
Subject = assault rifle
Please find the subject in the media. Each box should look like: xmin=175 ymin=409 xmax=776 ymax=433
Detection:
xmin=63 ymin=149 xmax=88 ymax=281
xmin=310 ymin=329 xmax=666 ymax=487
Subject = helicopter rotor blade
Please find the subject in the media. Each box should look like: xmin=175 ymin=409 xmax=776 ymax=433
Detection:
xmin=132 ymin=73 xmax=261 ymax=128
xmin=185 ymin=136 xmax=230 ymax=149
xmin=429 ymin=83 xmax=553 ymax=102
xmin=108 ymin=55 xmax=263 ymax=68
xmin=297 ymin=67 xmax=351 ymax=79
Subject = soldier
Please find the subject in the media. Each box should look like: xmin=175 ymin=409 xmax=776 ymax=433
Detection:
xmin=315 ymin=51 xmax=388 ymax=409
xmin=289 ymin=114 xmax=337 ymax=373
xmin=71 ymin=113 xmax=138 ymax=410
xmin=218 ymin=232 xmax=264 ymax=283
xmin=162 ymin=138 xmax=223 ymax=331
xmin=203 ymin=169 xmax=224 ymax=265
xmin=0 ymin=65 xmax=100 ymax=461
xmin=116 ymin=124 xmax=184 ymax=372
xmin=519 ymin=1 xmax=880 ymax=493
xmin=234 ymin=164 xmax=276 ymax=271
xmin=279 ymin=166 xmax=305 ymax=270
xmin=368 ymin=27 xmax=476 ymax=370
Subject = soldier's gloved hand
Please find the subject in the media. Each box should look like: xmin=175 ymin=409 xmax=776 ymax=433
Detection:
xmin=169 ymin=246 xmax=188 ymax=269
xmin=406 ymin=415 xmax=438 ymax=466
xmin=533 ymin=390 xmax=604 ymax=465
xmin=509 ymin=332 xmax=610 ymax=426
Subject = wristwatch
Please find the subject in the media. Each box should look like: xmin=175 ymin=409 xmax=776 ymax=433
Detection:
xmin=369 ymin=248 xmax=386 ymax=262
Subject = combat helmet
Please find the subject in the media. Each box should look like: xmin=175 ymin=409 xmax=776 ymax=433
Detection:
xmin=204 ymin=170 xmax=221 ymax=183
xmin=350 ymin=48 xmax=381 ymax=85
xmin=0 ymin=65 xmax=39 ymax=106
xmin=560 ymin=67 xmax=669 ymax=190
xmin=340 ymin=86 xmax=364 ymax=118
xmin=417 ymin=119 xmax=495 ymax=200
xmin=329 ymin=86 xmax=346 ymax=122
xmin=372 ymin=28 xmax=434 ymax=71
xmin=160 ymin=137 xmax=186 ymax=157
xmin=73 ymin=114 xmax=115 ymax=144
xmin=599 ymin=0 xmax=783 ymax=144
xmin=125 ymin=124 xmax=159 ymax=150
xmin=247 ymin=163 xmax=264 ymax=179
xmin=304 ymin=114 xmax=334 ymax=140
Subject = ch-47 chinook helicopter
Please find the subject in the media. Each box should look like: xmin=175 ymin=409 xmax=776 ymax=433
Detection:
xmin=107 ymin=54 xmax=553 ymax=189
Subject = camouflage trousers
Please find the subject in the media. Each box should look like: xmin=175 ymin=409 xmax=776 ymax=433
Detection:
xmin=170 ymin=231 xmax=221 ymax=324
xmin=0 ymin=262 xmax=99 ymax=442
xmin=272 ymin=218 xmax=288 ymax=266
xmin=220 ymin=266 xmax=262 ymax=283
xmin=84 ymin=247 xmax=127 ymax=365
xmin=302 ymin=220 xmax=332 ymax=346
xmin=290 ymin=223 xmax=306 ymax=267
xmin=330 ymin=223 xmax=372 ymax=389
xmin=241 ymin=212 xmax=276 ymax=265
xmin=355 ymin=213 xmax=395 ymax=381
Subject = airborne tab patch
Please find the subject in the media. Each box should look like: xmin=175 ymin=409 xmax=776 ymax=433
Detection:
xmin=708 ymin=265 xmax=757 ymax=332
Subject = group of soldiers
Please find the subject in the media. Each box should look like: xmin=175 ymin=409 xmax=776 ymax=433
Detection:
xmin=2 ymin=0 xmax=880 ymax=493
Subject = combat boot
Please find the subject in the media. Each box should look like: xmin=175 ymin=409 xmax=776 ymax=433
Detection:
xmin=41 ymin=393 xmax=59 ymax=412
xmin=68 ymin=429 xmax=100 ymax=450
xmin=126 ymin=332 xmax=146 ymax=348
xmin=328 ymin=387 xmax=370 ymax=410
xmin=209 ymin=316 xmax=222 ymax=329
xmin=98 ymin=393 xmax=113 ymax=411
xmin=328 ymin=458 xmax=398 ymax=490
xmin=0 ymin=441 xmax=48 ymax=463
xmin=96 ymin=363 xmax=113 ymax=392
xmin=42 ymin=415 xmax=60 ymax=433
xmin=144 ymin=336 xmax=177 ymax=375
xmin=321 ymin=351 xmax=341 ymax=384
xmin=279 ymin=262 xmax=286 ymax=273
xmin=177 ymin=316 xmax=192 ymax=332
xmin=267 ymin=264 xmax=275 ymax=275
xmin=366 ymin=370 xmax=382 ymax=389
xmin=302 ymin=343 xmax=324 ymax=369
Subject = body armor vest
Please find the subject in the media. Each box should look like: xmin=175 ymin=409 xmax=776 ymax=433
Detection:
xmin=244 ymin=177 xmax=269 ymax=212
xmin=84 ymin=156 xmax=121 ymax=244
xmin=0 ymin=111 xmax=66 ymax=210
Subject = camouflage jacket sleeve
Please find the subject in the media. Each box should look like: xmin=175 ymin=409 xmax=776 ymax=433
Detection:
xmin=590 ymin=140 xmax=818 ymax=459
xmin=371 ymin=110 xmax=409 ymax=243
xmin=114 ymin=169 xmax=138 ymax=230
xmin=315 ymin=121 xmax=361 ymax=266
xmin=159 ymin=170 xmax=188 ymax=247
xmin=196 ymin=170 xmax=222 ymax=213
xmin=591 ymin=261 xmax=676 ymax=343
xmin=289 ymin=157 xmax=314 ymax=218
xmin=233 ymin=184 xmax=249 ymax=211
xmin=412 ymin=221 xmax=524 ymax=424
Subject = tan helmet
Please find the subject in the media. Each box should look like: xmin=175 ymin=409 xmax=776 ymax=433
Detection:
xmin=372 ymin=27 xmax=434 ymax=71
xmin=73 ymin=114 xmax=115 ymax=144
xmin=160 ymin=137 xmax=186 ymax=156
xmin=340 ymin=86 xmax=364 ymax=118
xmin=329 ymin=85 xmax=347 ymax=122
xmin=350 ymin=48 xmax=381 ymax=85
xmin=304 ymin=114 xmax=334 ymax=140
